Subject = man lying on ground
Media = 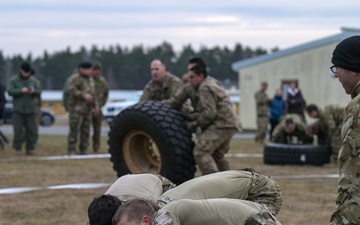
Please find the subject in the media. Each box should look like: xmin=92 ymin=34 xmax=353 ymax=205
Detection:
xmin=112 ymin=198 xmax=282 ymax=225
xmin=88 ymin=173 xmax=175 ymax=225
xmin=88 ymin=169 xmax=282 ymax=224
xmin=156 ymin=168 xmax=282 ymax=215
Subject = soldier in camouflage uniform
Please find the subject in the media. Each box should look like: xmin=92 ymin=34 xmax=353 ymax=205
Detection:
xmin=140 ymin=59 xmax=183 ymax=101
xmin=88 ymin=173 xmax=175 ymax=225
xmin=7 ymin=62 xmax=41 ymax=155
xmin=157 ymin=168 xmax=282 ymax=215
xmin=66 ymin=62 xmax=97 ymax=155
xmin=91 ymin=63 xmax=109 ymax=152
xmin=271 ymin=114 xmax=313 ymax=144
xmin=164 ymin=58 xmax=222 ymax=117
xmin=330 ymin=36 xmax=360 ymax=224
xmin=112 ymin=198 xmax=282 ymax=225
xmin=179 ymin=63 xmax=239 ymax=175
xmin=254 ymin=82 xmax=270 ymax=144
xmin=305 ymin=104 xmax=344 ymax=162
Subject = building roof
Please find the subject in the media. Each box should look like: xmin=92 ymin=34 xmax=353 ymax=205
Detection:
xmin=231 ymin=27 xmax=360 ymax=72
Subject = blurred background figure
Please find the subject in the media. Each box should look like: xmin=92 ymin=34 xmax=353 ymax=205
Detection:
xmin=91 ymin=62 xmax=109 ymax=153
xmin=254 ymin=81 xmax=270 ymax=144
xmin=269 ymin=88 xmax=285 ymax=139
xmin=0 ymin=77 xmax=8 ymax=150
xmin=7 ymin=62 xmax=41 ymax=155
xmin=286 ymin=82 xmax=306 ymax=121
xmin=271 ymin=114 xmax=313 ymax=144
xmin=181 ymin=72 xmax=190 ymax=84
xmin=66 ymin=62 xmax=96 ymax=155
xmin=305 ymin=104 xmax=344 ymax=163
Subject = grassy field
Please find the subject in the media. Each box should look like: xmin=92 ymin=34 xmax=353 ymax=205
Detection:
xmin=0 ymin=134 xmax=339 ymax=225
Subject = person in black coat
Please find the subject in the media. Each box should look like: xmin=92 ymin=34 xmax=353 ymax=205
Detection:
xmin=286 ymin=82 xmax=306 ymax=121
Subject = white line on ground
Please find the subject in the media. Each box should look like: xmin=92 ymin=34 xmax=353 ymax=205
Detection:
xmin=0 ymin=174 xmax=339 ymax=195
xmin=0 ymin=153 xmax=262 ymax=163
xmin=0 ymin=183 xmax=111 ymax=195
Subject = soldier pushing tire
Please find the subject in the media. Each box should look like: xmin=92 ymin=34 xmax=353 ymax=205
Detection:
xmin=108 ymin=101 xmax=196 ymax=185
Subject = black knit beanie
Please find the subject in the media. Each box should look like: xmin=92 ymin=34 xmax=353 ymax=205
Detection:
xmin=332 ymin=35 xmax=360 ymax=72
xmin=20 ymin=62 xmax=31 ymax=72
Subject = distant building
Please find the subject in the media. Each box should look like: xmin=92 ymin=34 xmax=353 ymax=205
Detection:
xmin=232 ymin=27 xmax=360 ymax=130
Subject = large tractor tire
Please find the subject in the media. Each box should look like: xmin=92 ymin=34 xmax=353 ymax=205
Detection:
xmin=108 ymin=100 xmax=196 ymax=185
xmin=264 ymin=143 xmax=330 ymax=166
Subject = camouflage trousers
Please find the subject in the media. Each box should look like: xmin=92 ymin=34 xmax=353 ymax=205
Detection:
xmin=193 ymin=127 xmax=237 ymax=175
xmin=157 ymin=168 xmax=282 ymax=215
xmin=155 ymin=199 xmax=282 ymax=225
xmin=91 ymin=112 xmax=103 ymax=152
xmin=330 ymin=156 xmax=360 ymax=225
xmin=255 ymin=116 xmax=269 ymax=142
xmin=67 ymin=111 xmax=91 ymax=154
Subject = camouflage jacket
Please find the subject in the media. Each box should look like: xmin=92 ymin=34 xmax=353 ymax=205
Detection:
xmin=163 ymin=76 xmax=221 ymax=112
xmin=271 ymin=114 xmax=313 ymax=144
xmin=67 ymin=72 xmax=97 ymax=114
xmin=196 ymin=77 xmax=239 ymax=129
xmin=7 ymin=74 xmax=42 ymax=114
xmin=94 ymin=76 xmax=109 ymax=107
xmin=140 ymin=73 xmax=183 ymax=101
xmin=153 ymin=210 xmax=173 ymax=225
xmin=254 ymin=90 xmax=270 ymax=117
xmin=339 ymin=82 xmax=360 ymax=161
xmin=316 ymin=105 xmax=344 ymax=137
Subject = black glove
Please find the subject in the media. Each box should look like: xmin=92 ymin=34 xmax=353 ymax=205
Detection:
xmin=187 ymin=121 xmax=197 ymax=133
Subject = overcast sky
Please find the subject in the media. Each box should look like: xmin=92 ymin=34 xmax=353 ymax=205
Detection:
xmin=1 ymin=0 xmax=359 ymax=57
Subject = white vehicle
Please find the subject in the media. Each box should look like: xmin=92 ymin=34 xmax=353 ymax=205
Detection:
xmin=102 ymin=93 xmax=140 ymax=124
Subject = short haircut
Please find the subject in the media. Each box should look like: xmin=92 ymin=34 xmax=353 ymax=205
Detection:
xmin=189 ymin=64 xmax=207 ymax=77
xmin=112 ymin=199 xmax=160 ymax=225
xmin=306 ymin=104 xmax=318 ymax=113
xmin=188 ymin=57 xmax=206 ymax=68
xmin=152 ymin=58 xmax=167 ymax=68
xmin=88 ymin=195 xmax=122 ymax=225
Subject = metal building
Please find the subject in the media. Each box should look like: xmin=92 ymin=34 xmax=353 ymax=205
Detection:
xmin=232 ymin=27 xmax=360 ymax=130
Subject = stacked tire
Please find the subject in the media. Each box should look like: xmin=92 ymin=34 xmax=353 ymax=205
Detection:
xmin=264 ymin=143 xmax=331 ymax=166
xmin=108 ymin=101 xmax=196 ymax=185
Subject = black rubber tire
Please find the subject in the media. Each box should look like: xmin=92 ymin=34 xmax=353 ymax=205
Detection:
xmin=264 ymin=143 xmax=331 ymax=166
xmin=108 ymin=100 xmax=196 ymax=185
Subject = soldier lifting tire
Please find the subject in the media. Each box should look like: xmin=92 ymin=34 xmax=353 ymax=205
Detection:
xmin=108 ymin=100 xmax=196 ymax=185
xmin=263 ymin=143 xmax=331 ymax=166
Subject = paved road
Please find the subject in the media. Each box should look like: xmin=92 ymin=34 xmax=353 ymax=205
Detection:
xmin=0 ymin=124 xmax=255 ymax=139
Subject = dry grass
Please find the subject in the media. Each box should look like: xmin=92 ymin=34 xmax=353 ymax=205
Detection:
xmin=0 ymin=136 xmax=339 ymax=225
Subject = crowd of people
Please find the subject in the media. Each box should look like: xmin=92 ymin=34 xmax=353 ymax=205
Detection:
xmin=254 ymin=79 xmax=344 ymax=162
xmin=253 ymin=35 xmax=360 ymax=224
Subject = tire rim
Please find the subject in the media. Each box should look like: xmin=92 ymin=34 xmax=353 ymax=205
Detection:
xmin=123 ymin=130 xmax=162 ymax=173
xmin=41 ymin=115 xmax=52 ymax=126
